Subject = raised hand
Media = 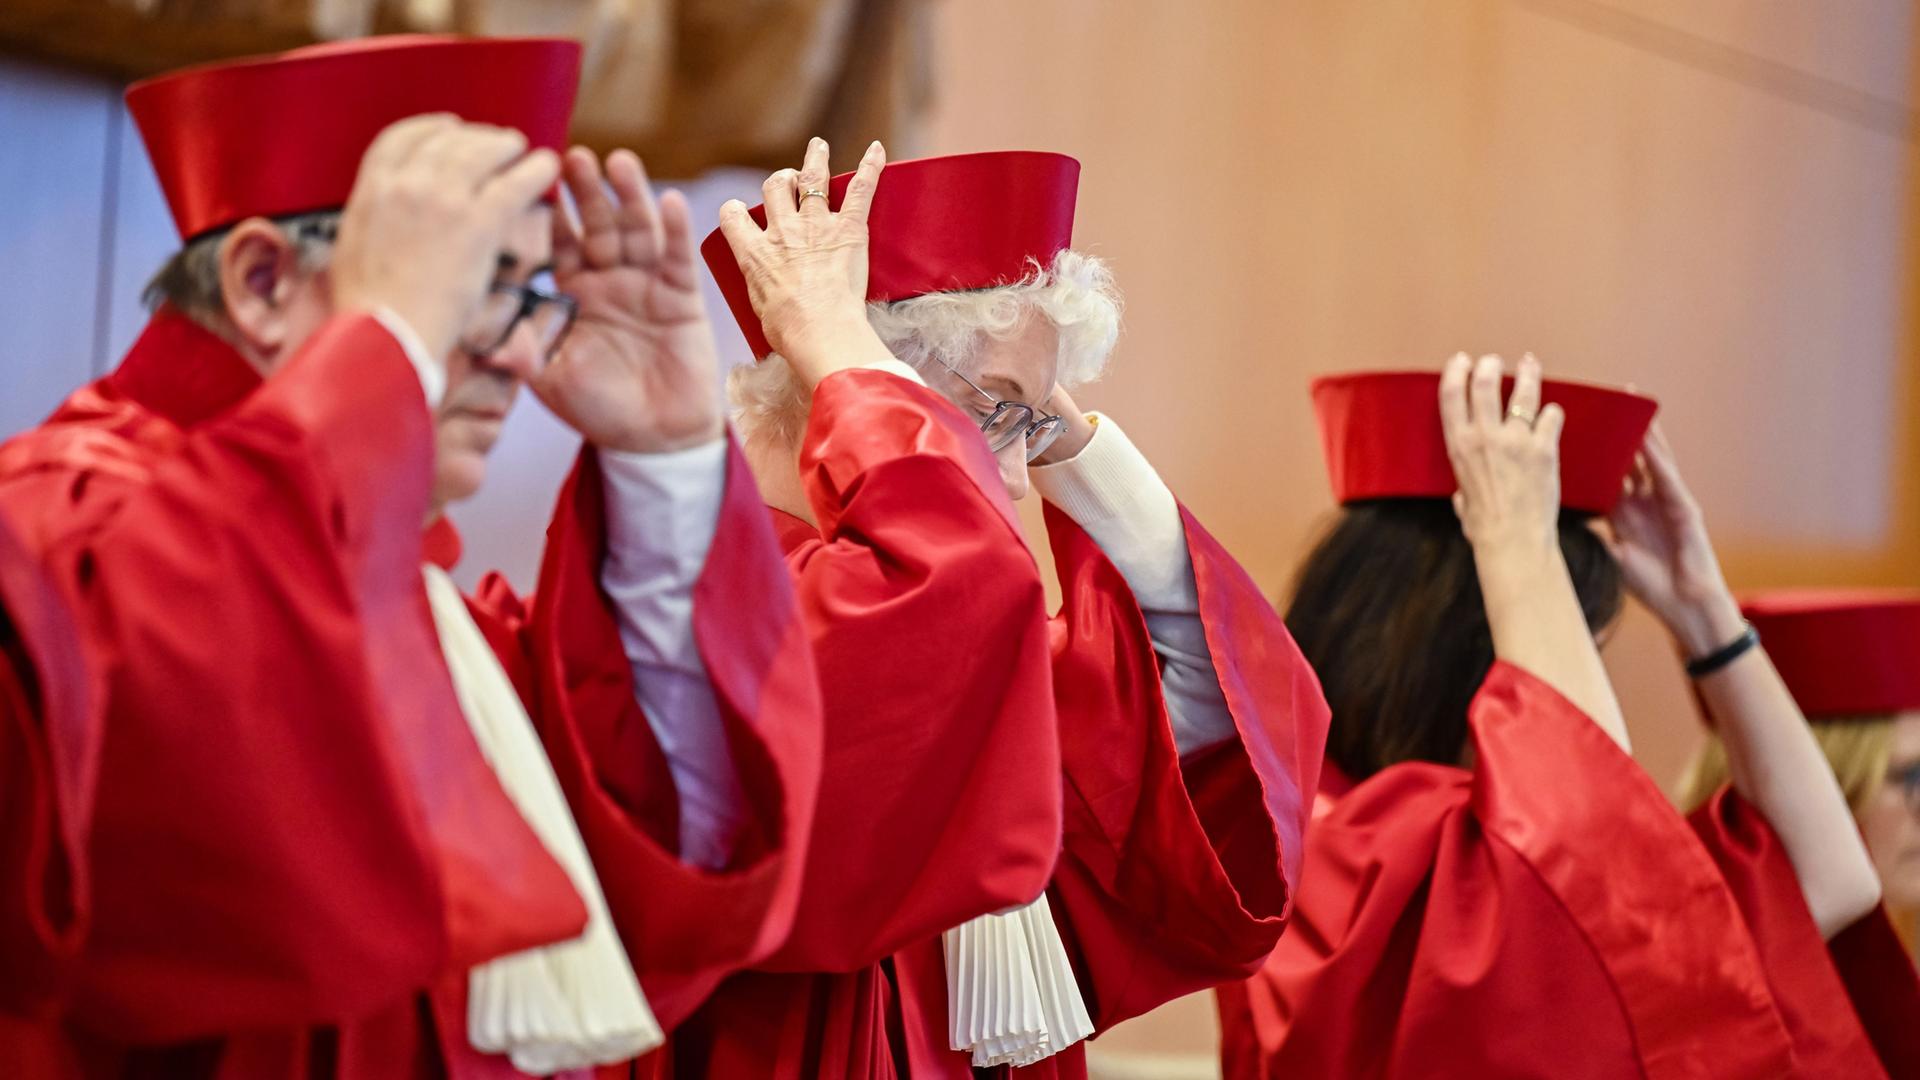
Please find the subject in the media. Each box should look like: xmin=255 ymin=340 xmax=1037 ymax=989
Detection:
xmin=716 ymin=138 xmax=894 ymax=385
xmin=1030 ymin=386 xmax=1095 ymax=466
xmin=1440 ymin=351 xmax=1629 ymax=745
xmin=1604 ymin=422 xmax=1744 ymax=656
xmin=1440 ymin=352 xmax=1565 ymax=556
xmin=333 ymin=114 xmax=560 ymax=363
xmin=531 ymin=148 xmax=725 ymax=454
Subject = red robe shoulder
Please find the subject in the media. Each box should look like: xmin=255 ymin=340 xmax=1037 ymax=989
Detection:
xmin=1219 ymin=662 xmax=1809 ymax=1080
xmin=0 ymin=313 xmax=582 ymax=1075
xmin=675 ymin=370 xmax=1328 ymax=1079
xmin=1690 ymin=785 xmax=1920 ymax=1078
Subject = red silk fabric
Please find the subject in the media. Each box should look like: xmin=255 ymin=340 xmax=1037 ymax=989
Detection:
xmin=0 ymin=506 xmax=96 ymax=1019
xmin=487 ymin=440 xmax=824 ymax=1034
xmin=1218 ymin=662 xmax=1914 ymax=1078
xmin=1310 ymin=370 xmax=1657 ymax=514
xmin=0 ymin=312 xmax=586 ymax=1076
xmin=1690 ymin=787 xmax=1920 ymax=1078
xmin=665 ymin=370 xmax=1324 ymax=1078
xmin=127 ymin=35 xmax=580 ymax=239
xmin=700 ymin=151 xmax=1081 ymax=359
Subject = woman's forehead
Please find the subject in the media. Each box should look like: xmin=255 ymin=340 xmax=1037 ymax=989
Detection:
xmin=1892 ymin=713 xmax=1920 ymax=753
xmin=976 ymin=320 xmax=1060 ymax=404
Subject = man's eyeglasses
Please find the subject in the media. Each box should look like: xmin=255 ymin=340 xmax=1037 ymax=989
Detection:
xmin=936 ymin=359 xmax=1063 ymax=462
xmin=461 ymin=278 xmax=579 ymax=364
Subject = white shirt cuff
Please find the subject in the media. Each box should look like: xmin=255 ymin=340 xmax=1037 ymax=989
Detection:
xmin=863 ymin=357 xmax=928 ymax=387
xmin=369 ymin=307 xmax=446 ymax=409
xmin=1029 ymin=415 xmax=1188 ymax=606
xmin=1031 ymin=416 xmax=1239 ymax=757
xmin=599 ymin=438 xmax=730 ymax=584
xmin=598 ymin=437 xmax=742 ymax=869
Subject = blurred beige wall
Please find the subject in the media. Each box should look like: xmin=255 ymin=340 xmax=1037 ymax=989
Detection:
xmin=922 ymin=2 xmax=1918 ymax=1076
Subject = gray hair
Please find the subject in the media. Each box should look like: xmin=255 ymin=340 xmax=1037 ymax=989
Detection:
xmin=729 ymin=249 xmax=1123 ymax=449
xmin=141 ymin=210 xmax=341 ymax=322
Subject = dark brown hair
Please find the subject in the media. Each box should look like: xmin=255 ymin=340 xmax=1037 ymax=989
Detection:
xmin=1287 ymin=499 xmax=1623 ymax=781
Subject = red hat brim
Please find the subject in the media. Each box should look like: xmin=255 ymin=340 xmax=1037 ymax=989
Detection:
xmin=1740 ymin=590 xmax=1920 ymax=718
xmin=700 ymin=150 xmax=1080 ymax=359
xmin=128 ymin=34 xmax=582 ymax=239
xmin=1311 ymin=370 xmax=1658 ymax=515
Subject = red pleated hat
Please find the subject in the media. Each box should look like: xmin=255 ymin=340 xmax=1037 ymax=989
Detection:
xmin=127 ymin=34 xmax=582 ymax=240
xmin=1310 ymin=370 xmax=1658 ymax=514
xmin=700 ymin=150 xmax=1080 ymax=358
xmin=1739 ymin=590 xmax=1920 ymax=718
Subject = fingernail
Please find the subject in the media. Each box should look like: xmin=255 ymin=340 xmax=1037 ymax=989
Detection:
xmin=868 ymin=140 xmax=883 ymax=156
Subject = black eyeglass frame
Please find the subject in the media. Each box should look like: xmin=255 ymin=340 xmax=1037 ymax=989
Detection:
xmin=461 ymin=281 xmax=580 ymax=364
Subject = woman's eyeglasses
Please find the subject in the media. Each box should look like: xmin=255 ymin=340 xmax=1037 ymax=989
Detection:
xmin=936 ymin=359 xmax=1063 ymax=462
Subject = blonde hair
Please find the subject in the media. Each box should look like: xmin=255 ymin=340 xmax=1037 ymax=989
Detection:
xmin=1679 ymin=715 xmax=1895 ymax=815
xmin=729 ymin=249 xmax=1121 ymax=450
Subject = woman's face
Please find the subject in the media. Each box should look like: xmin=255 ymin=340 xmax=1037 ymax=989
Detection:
xmin=1859 ymin=712 xmax=1920 ymax=910
xmin=937 ymin=317 xmax=1061 ymax=501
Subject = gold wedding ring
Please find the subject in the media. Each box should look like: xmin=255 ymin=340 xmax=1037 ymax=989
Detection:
xmin=801 ymin=189 xmax=830 ymax=204
xmin=1508 ymin=405 xmax=1539 ymax=426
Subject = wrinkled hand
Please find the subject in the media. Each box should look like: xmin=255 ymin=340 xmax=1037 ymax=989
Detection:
xmin=1031 ymin=386 xmax=1095 ymax=466
xmin=716 ymin=138 xmax=892 ymax=386
xmin=1604 ymin=422 xmax=1744 ymax=656
xmin=1440 ymin=353 xmax=1565 ymax=557
xmin=531 ymin=148 xmax=725 ymax=454
xmin=333 ymin=114 xmax=559 ymax=364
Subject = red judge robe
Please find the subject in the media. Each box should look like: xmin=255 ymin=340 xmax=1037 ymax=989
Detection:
xmin=664 ymin=369 xmax=1327 ymax=1079
xmin=1217 ymin=662 xmax=1920 ymax=1079
xmin=0 ymin=309 xmax=818 ymax=1077
xmin=0 ymin=508 xmax=96 ymax=1031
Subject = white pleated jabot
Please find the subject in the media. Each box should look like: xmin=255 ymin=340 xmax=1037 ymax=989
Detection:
xmin=423 ymin=565 xmax=664 ymax=1074
xmin=942 ymin=893 xmax=1094 ymax=1068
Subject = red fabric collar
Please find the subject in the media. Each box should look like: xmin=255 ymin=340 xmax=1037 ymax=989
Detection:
xmin=107 ymin=308 xmax=463 ymax=566
xmin=767 ymin=507 xmax=821 ymax=554
xmin=1317 ymin=762 xmax=1357 ymax=800
xmin=106 ymin=308 xmax=264 ymax=430
xmin=422 ymin=516 xmax=463 ymax=571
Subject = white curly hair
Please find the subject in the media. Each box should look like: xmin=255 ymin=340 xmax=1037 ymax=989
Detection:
xmin=729 ymin=249 xmax=1122 ymax=449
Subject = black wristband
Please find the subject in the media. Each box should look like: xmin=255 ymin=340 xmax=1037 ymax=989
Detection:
xmin=1686 ymin=622 xmax=1760 ymax=679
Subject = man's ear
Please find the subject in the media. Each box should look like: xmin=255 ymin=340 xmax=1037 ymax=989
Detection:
xmin=216 ymin=218 xmax=305 ymax=357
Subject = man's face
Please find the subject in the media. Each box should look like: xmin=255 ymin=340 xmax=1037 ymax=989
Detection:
xmin=935 ymin=315 xmax=1061 ymax=501
xmin=429 ymin=204 xmax=555 ymax=509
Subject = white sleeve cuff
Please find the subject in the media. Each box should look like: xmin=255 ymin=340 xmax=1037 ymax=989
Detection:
xmin=863 ymin=357 xmax=927 ymax=386
xmin=1029 ymin=416 xmax=1189 ymax=606
xmin=369 ymin=307 xmax=446 ymax=409
xmin=598 ymin=436 xmax=742 ymax=869
xmin=599 ymin=438 xmax=730 ymax=587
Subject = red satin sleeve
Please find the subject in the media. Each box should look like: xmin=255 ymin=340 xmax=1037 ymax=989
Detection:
xmin=474 ymin=438 xmax=824 ymax=1031
xmin=1039 ymin=504 xmax=1326 ymax=1033
xmin=762 ymin=368 xmax=1062 ymax=972
xmin=0 ymin=508 xmax=96 ymax=1018
xmin=0 ymin=315 xmax=582 ymax=1043
xmin=1218 ymin=663 xmax=1799 ymax=1079
xmin=1690 ymin=786 xmax=1920 ymax=1078
xmin=1828 ymin=907 xmax=1920 ymax=1071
